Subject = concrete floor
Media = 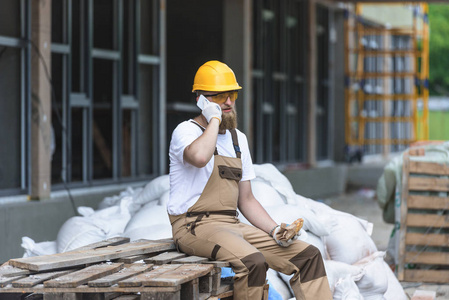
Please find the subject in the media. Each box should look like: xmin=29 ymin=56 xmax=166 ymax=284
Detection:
xmin=322 ymin=190 xmax=449 ymax=300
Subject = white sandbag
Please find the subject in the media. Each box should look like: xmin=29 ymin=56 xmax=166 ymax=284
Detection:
xmin=323 ymin=213 xmax=377 ymax=264
xmin=57 ymin=197 xmax=131 ymax=253
xmin=333 ymin=274 xmax=365 ymax=300
xmin=251 ymin=180 xmax=286 ymax=207
xmin=98 ymin=186 xmax=142 ymax=209
xmin=158 ymin=190 xmax=170 ymax=206
xmin=382 ymin=261 xmax=406 ymax=300
xmin=124 ymin=204 xmax=170 ymax=234
xmin=124 ymin=224 xmax=173 ymax=241
xmin=21 ymin=237 xmax=57 ymax=257
xmin=266 ymin=268 xmax=293 ymax=300
xmin=324 ymin=260 xmax=365 ymax=293
xmin=353 ymin=252 xmax=388 ymax=300
xmin=253 ymin=163 xmax=297 ymax=204
xmin=265 ymin=204 xmax=330 ymax=237
xmin=134 ymin=175 xmax=170 ymax=205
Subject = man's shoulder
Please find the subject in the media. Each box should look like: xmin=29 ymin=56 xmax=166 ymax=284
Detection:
xmin=173 ymin=120 xmax=200 ymax=134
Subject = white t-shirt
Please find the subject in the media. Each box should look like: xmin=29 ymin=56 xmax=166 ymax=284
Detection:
xmin=168 ymin=120 xmax=256 ymax=215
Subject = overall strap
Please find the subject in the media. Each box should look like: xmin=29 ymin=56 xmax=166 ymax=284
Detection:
xmin=230 ymin=129 xmax=241 ymax=158
xmin=190 ymin=120 xmax=219 ymax=156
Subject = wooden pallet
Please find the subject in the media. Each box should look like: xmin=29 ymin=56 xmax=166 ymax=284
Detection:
xmin=397 ymin=153 xmax=449 ymax=284
xmin=0 ymin=238 xmax=234 ymax=300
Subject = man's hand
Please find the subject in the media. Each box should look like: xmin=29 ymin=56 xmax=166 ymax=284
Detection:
xmin=271 ymin=219 xmax=304 ymax=247
xmin=202 ymin=101 xmax=222 ymax=124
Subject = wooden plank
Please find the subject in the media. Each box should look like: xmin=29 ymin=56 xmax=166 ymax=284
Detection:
xmin=202 ymin=261 xmax=230 ymax=268
xmin=404 ymin=269 xmax=449 ymax=284
xmin=406 ymin=214 xmax=449 ymax=228
xmin=405 ymin=252 xmax=449 ymax=265
xmin=12 ymin=269 xmax=75 ymax=288
xmin=44 ymin=263 xmax=123 ymax=288
xmin=398 ymin=153 xmax=410 ymax=281
xmin=141 ymin=290 xmax=180 ymax=300
xmin=111 ymin=296 xmax=139 ymax=300
xmin=180 ymin=277 xmax=199 ymax=300
xmin=73 ymin=237 xmax=131 ymax=251
xmin=88 ymin=264 xmax=153 ymax=287
xmin=171 ymin=256 xmax=208 ymax=265
xmin=43 ymin=292 xmax=81 ymax=300
xmin=143 ymin=264 xmax=213 ymax=287
xmin=0 ymin=284 xmax=180 ymax=294
xmin=0 ymin=275 xmax=26 ymax=288
xmin=408 ymin=177 xmax=449 ymax=192
xmin=10 ymin=241 xmax=175 ymax=272
xmin=409 ymin=160 xmax=449 ymax=175
xmin=0 ymin=263 xmax=31 ymax=278
xmin=405 ymin=232 xmax=449 ymax=247
xmin=117 ymin=254 xmax=156 ymax=264
xmin=144 ymin=252 xmax=186 ymax=265
xmin=118 ymin=265 xmax=181 ymax=287
xmin=408 ymin=195 xmax=449 ymax=210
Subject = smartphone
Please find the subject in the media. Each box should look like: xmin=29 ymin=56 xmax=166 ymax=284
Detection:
xmin=197 ymin=94 xmax=210 ymax=110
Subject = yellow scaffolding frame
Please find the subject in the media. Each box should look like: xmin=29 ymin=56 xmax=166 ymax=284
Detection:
xmin=344 ymin=3 xmax=429 ymax=155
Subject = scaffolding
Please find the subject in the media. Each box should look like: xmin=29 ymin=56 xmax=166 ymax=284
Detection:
xmin=344 ymin=3 xmax=429 ymax=157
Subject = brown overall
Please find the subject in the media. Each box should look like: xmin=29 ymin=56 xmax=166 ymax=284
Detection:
xmin=169 ymin=124 xmax=332 ymax=300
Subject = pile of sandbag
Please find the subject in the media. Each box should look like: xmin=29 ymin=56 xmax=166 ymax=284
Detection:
xmin=21 ymin=164 xmax=407 ymax=300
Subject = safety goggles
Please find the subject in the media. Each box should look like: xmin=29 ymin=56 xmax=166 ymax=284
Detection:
xmin=202 ymin=90 xmax=238 ymax=104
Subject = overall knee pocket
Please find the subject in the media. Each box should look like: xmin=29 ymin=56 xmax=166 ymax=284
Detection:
xmin=290 ymin=245 xmax=326 ymax=283
xmin=241 ymin=252 xmax=268 ymax=287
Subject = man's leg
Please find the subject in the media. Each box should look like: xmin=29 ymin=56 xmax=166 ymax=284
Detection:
xmin=173 ymin=220 xmax=267 ymax=300
xmin=240 ymin=223 xmax=332 ymax=300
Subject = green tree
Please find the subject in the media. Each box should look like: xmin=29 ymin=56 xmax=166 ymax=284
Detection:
xmin=429 ymin=4 xmax=449 ymax=95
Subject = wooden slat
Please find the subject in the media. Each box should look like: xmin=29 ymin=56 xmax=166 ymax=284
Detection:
xmin=398 ymin=153 xmax=410 ymax=281
xmin=117 ymin=254 xmax=157 ymax=264
xmin=144 ymin=252 xmax=186 ymax=265
xmin=409 ymin=160 xmax=449 ymax=175
xmin=118 ymin=264 xmax=180 ymax=287
xmin=142 ymin=264 xmax=213 ymax=287
xmin=408 ymin=177 xmax=449 ymax=192
xmin=203 ymin=261 xmax=230 ymax=268
xmin=405 ymin=252 xmax=449 ymax=265
xmin=44 ymin=263 xmax=123 ymax=288
xmin=0 ymin=263 xmax=31 ymax=278
xmin=408 ymin=195 xmax=449 ymax=210
xmin=88 ymin=264 xmax=153 ymax=287
xmin=406 ymin=214 xmax=449 ymax=228
xmin=171 ymin=256 xmax=209 ymax=264
xmin=10 ymin=241 xmax=175 ymax=271
xmin=405 ymin=232 xmax=449 ymax=247
xmin=112 ymin=296 xmax=140 ymax=300
xmin=0 ymin=275 xmax=26 ymax=288
xmin=72 ymin=237 xmax=131 ymax=251
xmin=12 ymin=269 xmax=75 ymax=288
xmin=0 ymin=283 xmax=180 ymax=294
xmin=404 ymin=269 xmax=449 ymax=284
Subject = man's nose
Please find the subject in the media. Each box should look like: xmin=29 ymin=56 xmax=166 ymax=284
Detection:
xmin=224 ymin=97 xmax=232 ymax=105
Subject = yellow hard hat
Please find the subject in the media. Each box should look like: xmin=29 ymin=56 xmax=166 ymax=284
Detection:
xmin=192 ymin=60 xmax=242 ymax=92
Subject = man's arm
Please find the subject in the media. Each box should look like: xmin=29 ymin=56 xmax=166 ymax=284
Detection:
xmin=183 ymin=118 xmax=220 ymax=168
xmin=238 ymin=180 xmax=278 ymax=234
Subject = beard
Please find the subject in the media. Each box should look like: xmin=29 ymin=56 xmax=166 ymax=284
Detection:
xmin=219 ymin=107 xmax=237 ymax=132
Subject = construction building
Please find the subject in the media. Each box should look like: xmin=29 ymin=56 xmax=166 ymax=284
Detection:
xmin=0 ymin=0 xmax=434 ymax=262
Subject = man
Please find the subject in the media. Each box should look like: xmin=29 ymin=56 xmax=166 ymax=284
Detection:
xmin=168 ymin=60 xmax=332 ymax=300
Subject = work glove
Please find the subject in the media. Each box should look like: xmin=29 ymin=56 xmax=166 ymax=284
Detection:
xmin=202 ymin=101 xmax=222 ymax=124
xmin=271 ymin=218 xmax=304 ymax=248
